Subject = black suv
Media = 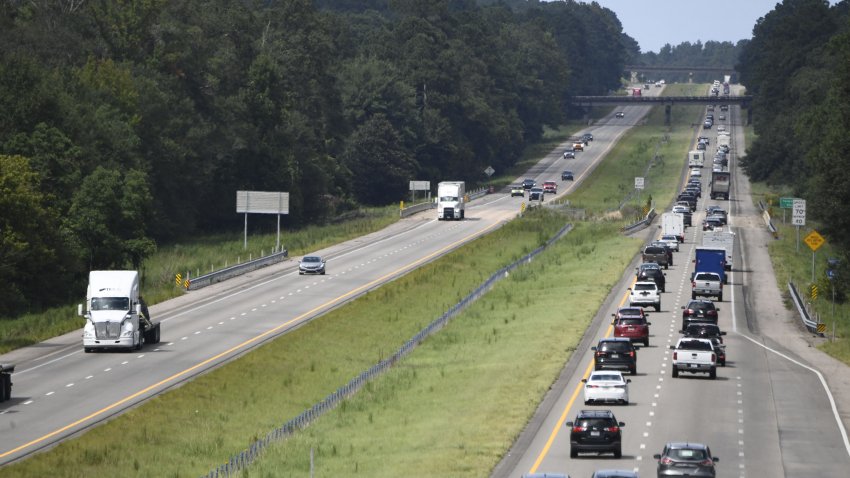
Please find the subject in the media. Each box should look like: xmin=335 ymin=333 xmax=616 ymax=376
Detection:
xmin=636 ymin=263 xmax=666 ymax=292
xmin=522 ymin=178 xmax=536 ymax=190
xmin=566 ymin=409 xmax=625 ymax=458
xmin=681 ymin=300 xmax=719 ymax=330
xmin=592 ymin=338 xmax=637 ymax=375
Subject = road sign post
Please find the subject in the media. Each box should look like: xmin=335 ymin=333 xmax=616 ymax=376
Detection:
xmin=780 ymin=197 xmax=793 ymax=224
xmin=804 ymin=230 xmax=825 ymax=283
xmin=792 ymin=199 xmax=806 ymax=252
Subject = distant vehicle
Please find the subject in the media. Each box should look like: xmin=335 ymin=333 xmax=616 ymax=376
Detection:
xmin=0 ymin=364 xmax=14 ymax=402
xmin=592 ymin=471 xmax=637 ymax=478
xmin=636 ymin=262 xmax=666 ymax=292
xmin=642 ymin=245 xmax=671 ymax=269
xmin=572 ymin=142 xmax=585 ymax=151
xmin=561 ymin=170 xmax=574 ymax=181
xmin=710 ymin=170 xmax=730 ymax=200
xmin=629 ymin=281 xmax=661 ymax=311
xmin=566 ymin=409 xmax=625 ymax=458
xmin=661 ymin=212 xmax=685 ymax=243
xmin=529 ymin=187 xmax=544 ymax=202
xmin=703 ymin=120 xmax=712 ymax=129
xmin=522 ymin=178 xmax=536 ymax=190
xmin=612 ymin=307 xmax=652 ymax=346
xmin=718 ymin=114 xmax=726 ymax=121
xmin=437 ymin=181 xmax=465 ymax=220
xmin=592 ymin=337 xmax=638 ymax=375
xmin=582 ymin=371 xmax=631 ymax=405
xmin=563 ymin=150 xmax=575 ymax=159
xmin=615 ymin=111 xmax=625 ymax=118
xmin=670 ymin=338 xmax=718 ymax=379
xmin=671 ymin=205 xmax=692 ymax=226
xmin=643 ymin=83 xmax=650 ymax=89
xmin=702 ymin=217 xmax=723 ymax=231
xmin=694 ymin=247 xmax=727 ymax=284
xmin=688 ymin=150 xmax=705 ymax=168
xmin=681 ymin=299 xmax=719 ymax=330
xmin=692 ymin=272 xmax=723 ymax=301
xmin=299 ymin=255 xmax=326 ymax=275
xmin=632 ymin=87 xmax=642 ymax=96
xmin=659 ymin=234 xmax=680 ymax=252
xmin=581 ymin=133 xmax=594 ymax=142
xmin=654 ymin=442 xmax=719 ymax=477
xmin=542 ymin=181 xmax=557 ymax=194
xmin=510 ymin=185 xmax=524 ymax=197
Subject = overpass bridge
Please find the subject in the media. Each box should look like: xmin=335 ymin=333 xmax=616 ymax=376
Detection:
xmin=570 ymin=95 xmax=753 ymax=124
xmin=623 ymin=65 xmax=738 ymax=82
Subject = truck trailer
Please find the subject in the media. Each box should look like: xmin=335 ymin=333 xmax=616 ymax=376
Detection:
xmin=437 ymin=181 xmax=466 ymax=220
xmin=0 ymin=364 xmax=14 ymax=402
xmin=688 ymin=150 xmax=705 ymax=168
xmin=661 ymin=212 xmax=685 ymax=243
xmin=693 ymin=247 xmax=727 ymax=284
xmin=703 ymin=230 xmax=734 ymax=272
xmin=78 ymin=270 xmax=161 ymax=352
xmin=710 ymin=170 xmax=731 ymax=200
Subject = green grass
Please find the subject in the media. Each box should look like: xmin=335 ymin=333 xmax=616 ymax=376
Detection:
xmin=0 ymin=207 xmax=398 ymax=354
xmin=748 ymin=182 xmax=850 ymax=365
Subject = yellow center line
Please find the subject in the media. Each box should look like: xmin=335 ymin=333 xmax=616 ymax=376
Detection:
xmin=0 ymin=218 xmax=505 ymax=460
xmin=528 ymin=283 xmax=635 ymax=473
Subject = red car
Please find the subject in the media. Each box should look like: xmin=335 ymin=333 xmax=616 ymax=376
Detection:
xmin=612 ymin=307 xmax=652 ymax=346
xmin=542 ymin=181 xmax=558 ymax=194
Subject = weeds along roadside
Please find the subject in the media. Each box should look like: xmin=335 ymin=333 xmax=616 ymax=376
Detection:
xmin=3 ymin=89 xmax=700 ymax=477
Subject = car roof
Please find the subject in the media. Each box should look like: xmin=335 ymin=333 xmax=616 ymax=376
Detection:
xmin=591 ymin=471 xmax=638 ymax=478
xmin=576 ymin=409 xmax=616 ymax=418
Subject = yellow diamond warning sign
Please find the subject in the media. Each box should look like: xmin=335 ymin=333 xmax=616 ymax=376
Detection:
xmin=804 ymin=230 xmax=825 ymax=252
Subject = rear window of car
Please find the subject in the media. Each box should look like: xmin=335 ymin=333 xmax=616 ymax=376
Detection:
xmin=634 ymin=283 xmax=656 ymax=291
xmin=689 ymin=301 xmax=715 ymax=311
xmin=672 ymin=448 xmax=707 ymax=460
xmin=600 ymin=341 xmax=632 ymax=352
xmin=618 ymin=318 xmax=645 ymax=326
xmin=589 ymin=374 xmax=621 ymax=382
xmin=577 ymin=418 xmax=613 ymax=428
xmin=644 ymin=247 xmax=664 ymax=254
xmin=695 ymin=273 xmax=720 ymax=281
xmin=619 ymin=308 xmax=643 ymax=316
xmin=680 ymin=340 xmax=712 ymax=350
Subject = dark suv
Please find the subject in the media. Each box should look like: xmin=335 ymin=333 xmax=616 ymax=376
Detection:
xmin=681 ymin=300 xmax=719 ymax=330
xmin=654 ymin=442 xmax=718 ymax=477
xmin=566 ymin=409 xmax=625 ymax=458
xmin=592 ymin=338 xmax=637 ymax=375
xmin=636 ymin=263 xmax=666 ymax=292
xmin=642 ymin=246 xmax=670 ymax=269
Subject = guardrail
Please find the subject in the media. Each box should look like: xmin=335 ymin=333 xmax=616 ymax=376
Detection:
xmin=186 ymin=250 xmax=288 ymax=291
xmin=788 ymin=281 xmax=824 ymax=336
xmin=622 ymin=208 xmax=657 ymax=233
xmin=200 ymin=221 xmax=574 ymax=478
xmin=399 ymin=187 xmax=489 ymax=218
xmin=757 ymin=200 xmax=778 ymax=236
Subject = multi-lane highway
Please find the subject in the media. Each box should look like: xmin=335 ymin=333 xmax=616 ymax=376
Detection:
xmin=495 ymin=96 xmax=850 ymax=477
xmin=0 ymin=90 xmax=664 ymax=464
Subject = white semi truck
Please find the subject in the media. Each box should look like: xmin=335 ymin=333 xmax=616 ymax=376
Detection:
xmin=78 ymin=270 xmax=161 ymax=352
xmin=437 ymin=181 xmax=466 ymax=220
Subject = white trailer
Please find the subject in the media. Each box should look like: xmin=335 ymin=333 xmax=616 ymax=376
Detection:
xmin=437 ymin=181 xmax=466 ymax=220
xmin=78 ymin=271 xmax=161 ymax=352
xmin=688 ymin=150 xmax=705 ymax=168
xmin=703 ymin=231 xmax=734 ymax=271
xmin=661 ymin=212 xmax=685 ymax=243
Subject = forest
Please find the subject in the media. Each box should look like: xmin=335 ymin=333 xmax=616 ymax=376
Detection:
xmin=0 ymin=0 xmax=637 ymax=317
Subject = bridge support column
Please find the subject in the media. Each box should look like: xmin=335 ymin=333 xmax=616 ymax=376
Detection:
xmin=665 ymin=104 xmax=671 ymax=126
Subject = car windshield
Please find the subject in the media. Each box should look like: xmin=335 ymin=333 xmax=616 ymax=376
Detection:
xmin=439 ymin=195 xmax=458 ymax=202
xmin=91 ymin=297 xmax=130 ymax=311
xmin=302 ymin=256 xmax=321 ymax=263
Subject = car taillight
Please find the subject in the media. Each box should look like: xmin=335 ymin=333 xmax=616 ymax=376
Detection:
xmin=586 ymin=385 xmax=599 ymax=389
xmin=711 ymin=353 xmax=716 ymax=362
xmin=603 ymin=426 xmax=620 ymax=432
xmin=572 ymin=426 xmax=586 ymax=432
xmin=684 ymin=308 xmax=694 ymax=315
xmin=699 ymin=459 xmax=715 ymax=466
xmin=673 ymin=352 xmax=678 ymax=360
xmin=691 ymin=281 xmax=696 ymax=288
xmin=708 ymin=310 xmax=717 ymax=316
xmin=660 ymin=457 xmax=674 ymax=465
xmin=595 ymin=351 xmax=603 ymax=357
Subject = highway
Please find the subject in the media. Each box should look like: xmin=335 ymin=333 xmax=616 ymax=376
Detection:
xmin=495 ymin=94 xmax=850 ymax=477
xmin=0 ymin=90 xmax=664 ymax=464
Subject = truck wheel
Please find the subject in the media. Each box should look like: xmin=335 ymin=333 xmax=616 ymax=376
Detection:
xmin=664 ymin=263 xmax=669 ymax=270
xmin=613 ymin=446 xmax=622 ymax=458
xmin=718 ymin=293 xmax=723 ymax=302
xmin=84 ymin=347 xmax=92 ymax=353
xmin=691 ymin=292 xmax=697 ymax=300
xmin=655 ymin=302 xmax=661 ymax=312
xmin=644 ymin=338 xmax=649 ymax=347
xmin=154 ymin=324 xmax=161 ymax=344
xmin=630 ymin=366 xmax=637 ymax=375
xmin=709 ymin=367 xmax=717 ymax=379
xmin=570 ymin=447 xmax=578 ymax=458
xmin=672 ymin=367 xmax=679 ymax=378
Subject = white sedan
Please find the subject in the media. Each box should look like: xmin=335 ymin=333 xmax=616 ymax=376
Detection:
xmin=659 ymin=234 xmax=680 ymax=252
xmin=582 ymin=371 xmax=630 ymax=405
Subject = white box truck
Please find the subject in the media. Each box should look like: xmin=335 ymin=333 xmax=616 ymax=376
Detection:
xmin=78 ymin=271 xmax=161 ymax=352
xmin=437 ymin=181 xmax=465 ymax=220
xmin=688 ymin=150 xmax=705 ymax=168
xmin=661 ymin=212 xmax=685 ymax=243
xmin=702 ymin=231 xmax=734 ymax=271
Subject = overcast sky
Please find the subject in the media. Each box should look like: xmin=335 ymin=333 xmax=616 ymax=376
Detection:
xmin=584 ymin=0 xmax=825 ymax=53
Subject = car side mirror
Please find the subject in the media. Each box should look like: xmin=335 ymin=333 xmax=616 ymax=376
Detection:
xmin=565 ymin=421 xmax=574 ymax=427
xmin=77 ymin=303 xmax=84 ymax=317
xmin=663 ymin=273 xmax=667 ymax=276
xmin=669 ymin=345 xmax=677 ymax=350
xmin=626 ymin=379 xmax=632 ymax=383
xmin=627 ymin=287 xmax=633 ymax=291
xmin=715 ymin=307 xmax=720 ymax=311
xmin=653 ymin=454 xmax=662 ymax=460
xmin=680 ymin=306 xmax=685 ymax=309
xmin=646 ymin=322 xmax=652 ymax=325
xmin=618 ymin=421 xmax=625 ymax=427
xmin=581 ymin=379 xmax=587 ymax=383
xmin=720 ymin=331 xmax=727 ymax=335
xmin=591 ymin=346 xmax=597 ymax=351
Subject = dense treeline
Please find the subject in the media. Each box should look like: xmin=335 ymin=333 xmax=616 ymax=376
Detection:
xmin=636 ymin=40 xmax=747 ymax=83
xmin=0 ymin=0 xmax=634 ymax=317
xmin=737 ymin=0 xmax=850 ymax=251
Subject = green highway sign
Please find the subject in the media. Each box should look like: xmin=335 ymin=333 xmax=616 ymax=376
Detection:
xmin=780 ymin=197 xmax=794 ymax=209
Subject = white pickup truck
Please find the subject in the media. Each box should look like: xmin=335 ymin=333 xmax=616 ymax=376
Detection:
xmin=670 ymin=338 xmax=717 ymax=379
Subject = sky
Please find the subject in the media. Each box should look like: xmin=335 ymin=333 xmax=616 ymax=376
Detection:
xmin=584 ymin=0 xmax=835 ymax=53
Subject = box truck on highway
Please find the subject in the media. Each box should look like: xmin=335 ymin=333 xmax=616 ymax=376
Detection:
xmin=710 ymin=170 xmax=731 ymax=200
xmin=703 ymin=230 xmax=734 ymax=272
xmin=661 ymin=212 xmax=685 ymax=243
xmin=78 ymin=270 xmax=161 ymax=352
xmin=688 ymin=150 xmax=705 ymax=168
xmin=0 ymin=364 xmax=14 ymax=402
xmin=693 ymin=247 xmax=727 ymax=284
xmin=437 ymin=181 xmax=466 ymax=220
